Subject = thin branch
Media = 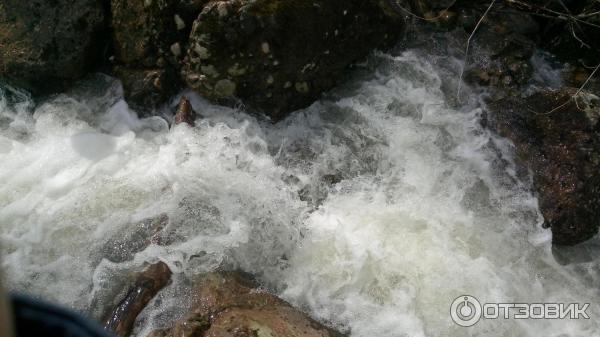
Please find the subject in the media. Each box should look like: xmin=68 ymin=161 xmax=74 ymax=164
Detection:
xmin=457 ymin=0 xmax=497 ymax=100
xmin=577 ymin=11 xmax=600 ymax=18
xmin=533 ymin=63 xmax=600 ymax=115
xmin=569 ymin=22 xmax=591 ymax=49
xmin=505 ymin=0 xmax=600 ymax=29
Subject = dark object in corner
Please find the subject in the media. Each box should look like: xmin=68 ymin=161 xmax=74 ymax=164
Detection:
xmin=11 ymin=293 xmax=113 ymax=337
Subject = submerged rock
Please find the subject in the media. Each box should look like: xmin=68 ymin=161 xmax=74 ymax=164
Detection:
xmin=104 ymin=262 xmax=173 ymax=337
xmin=182 ymin=0 xmax=404 ymax=120
xmin=488 ymin=88 xmax=600 ymax=245
xmin=0 ymin=0 xmax=107 ymax=94
xmin=147 ymin=271 xmax=344 ymax=337
xmin=100 ymin=214 xmax=169 ymax=263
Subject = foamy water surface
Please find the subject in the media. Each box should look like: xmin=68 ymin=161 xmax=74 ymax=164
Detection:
xmin=0 ymin=45 xmax=598 ymax=337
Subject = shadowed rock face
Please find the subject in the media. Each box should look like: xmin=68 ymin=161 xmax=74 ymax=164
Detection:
xmin=110 ymin=0 xmax=209 ymax=69
xmin=147 ymin=271 xmax=345 ymax=337
xmin=181 ymin=0 xmax=404 ymax=120
xmin=109 ymin=0 xmax=207 ymax=111
xmin=0 ymin=0 xmax=107 ymax=94
xmin=113 ymin=66 xmax=180 ymax=111
xmin=488 ymin=88 xmax=600 ymax=246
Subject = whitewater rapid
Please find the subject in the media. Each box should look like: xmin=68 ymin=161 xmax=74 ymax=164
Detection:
xmin=1 ymin=45 xmax=598 ymax=337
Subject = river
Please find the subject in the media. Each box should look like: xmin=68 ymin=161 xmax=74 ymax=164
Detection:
xmin=0 ymin=38 xmax=598 ymax=337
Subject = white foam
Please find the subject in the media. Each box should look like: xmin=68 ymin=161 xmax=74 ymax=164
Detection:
xmin=0 ymin=51 xmax=598 ymax=337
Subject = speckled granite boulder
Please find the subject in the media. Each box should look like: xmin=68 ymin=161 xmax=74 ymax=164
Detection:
xmin=181 ymin=0 xmax=404 ymax=120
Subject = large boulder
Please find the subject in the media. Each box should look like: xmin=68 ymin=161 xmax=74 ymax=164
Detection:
xmin=0 ymin=0 xmax=107 ymax=94
xmin=181 ymin=0 xmax=404 ymax=120
xmin=487 ymin=89 xmax=600 ymax=245
xmin=147 ymin=271 xmax=344 ymax=337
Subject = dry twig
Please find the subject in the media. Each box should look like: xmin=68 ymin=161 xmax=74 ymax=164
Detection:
xmin=456 ymin=0 xmax=497 ymax=100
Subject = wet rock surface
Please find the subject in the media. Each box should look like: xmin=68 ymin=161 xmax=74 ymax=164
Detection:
xmin=174 ymin=96 xmax=197 ymax=126
xmin=147 ymin=271 xmax=344 ymax=337
xmin=0 ymin=0 xmax=107 ymax=94
xmin=101 ymin=214 xmax=169 ymax=263
xmin=104 ymin=262 xmax=173 ymax=337
xmin=181 ymin=0 xmax=404 ymax=120
xmin=487 ymin=88 xmax=600 ymax=245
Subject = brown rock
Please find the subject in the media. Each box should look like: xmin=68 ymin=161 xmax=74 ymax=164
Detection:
xmin=147 ymin=271 xmax=344 ymax=337
xmin=174 ymin=96 xmax=197 ymax=126
xmin=104 ymin=262 xmax=173 ymax=337
xmin=487 ymin=88 xmax=600 ymax=245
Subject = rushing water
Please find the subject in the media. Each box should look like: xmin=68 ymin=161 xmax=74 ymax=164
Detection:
xmin=1 ymin=41 xmax=599 ymax=337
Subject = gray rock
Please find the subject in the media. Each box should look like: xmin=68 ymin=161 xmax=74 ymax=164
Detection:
xmin=0 ymin=0 xmax=107 ymax=94
xmin=100 ymin=214 xmax=169 ymax=263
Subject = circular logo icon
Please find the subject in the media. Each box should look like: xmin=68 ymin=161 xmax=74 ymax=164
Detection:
xmin=450 ymin=295 xmax=482 ymax=327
